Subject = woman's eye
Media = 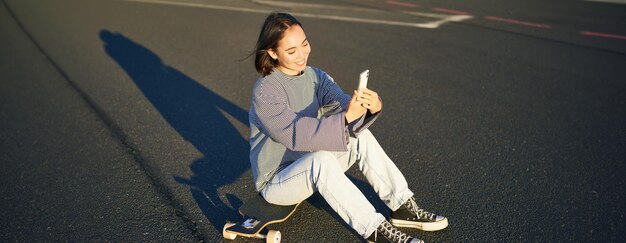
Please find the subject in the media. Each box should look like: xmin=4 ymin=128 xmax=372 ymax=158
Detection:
xmin=303 ymin=42 xmax=309 ymax=47
xmin=288 ymin=51 xmax=295 ymax=55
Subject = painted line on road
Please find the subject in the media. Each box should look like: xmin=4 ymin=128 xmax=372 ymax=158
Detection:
xmin=291 ymin=11 xmax=469 ymax=29
xmin=251 ymin=0 xmax=380 ymax=12
xmin=121 ymin=0 xmax=472 ymax=29
xmin=386 ymin=0 xmax=417 ymax=8
xmin=432 ymin=8 xmax=470 ymax=15
xmin=585 ymin=0 xmax=626 ymax=4
xmin=122 ymin=0 xmax=269 ymax=14
xmin=484 ymin=16 xmax=552 ymax=29
xmin=581 ymin=31 xmax=626 ymax=40
xmin=400 ymin=12 xmax=473 ymax=29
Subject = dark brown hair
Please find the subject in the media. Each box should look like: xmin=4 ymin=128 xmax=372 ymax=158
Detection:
xmin=254 ymin=12 xmax=302 ymax=76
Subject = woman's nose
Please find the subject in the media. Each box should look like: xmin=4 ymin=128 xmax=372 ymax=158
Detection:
xmin=297 ymin=49 xmax=305 ymax=58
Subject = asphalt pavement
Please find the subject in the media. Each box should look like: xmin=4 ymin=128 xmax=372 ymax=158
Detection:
xmin=1 ymin=0 xmax=625 ymax=242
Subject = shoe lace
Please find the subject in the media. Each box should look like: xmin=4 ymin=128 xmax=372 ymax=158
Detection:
xmin=406 ymin=197 xmax=435 ymax=220
xmin=379 ymin=221 xmax=412 ymax=243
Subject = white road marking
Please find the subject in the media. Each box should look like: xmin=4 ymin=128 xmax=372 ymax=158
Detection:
xmin=401 ymin=11 xmax=473 ymax=29
xmin=123 ymin=0 xmax=273 ymax=14
xmin=250 ymin=0 xmax=379 ymax=12
xmin=412 ymin=15 xmax=473 ymax=29
xmin=121 ymin=0 xmax=473 ymax=29
xmin=585 ymin=0 xmax=626 ymax=4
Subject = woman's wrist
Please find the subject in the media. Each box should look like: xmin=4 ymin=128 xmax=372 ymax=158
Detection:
xmin=345 ymin=111 xmax=360 ymax=123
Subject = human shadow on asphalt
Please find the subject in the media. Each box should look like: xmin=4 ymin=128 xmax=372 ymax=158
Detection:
xmin=100 ymin=30 xmax=397 ymax=239
xmin=100 ymin=30 xmax=249 ymax=231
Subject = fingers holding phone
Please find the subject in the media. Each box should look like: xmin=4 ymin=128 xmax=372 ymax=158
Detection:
xmin=357 ymin=88 xmax=382 ymax=114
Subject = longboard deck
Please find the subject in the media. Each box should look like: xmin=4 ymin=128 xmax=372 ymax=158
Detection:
xmin=225 ymin=195 xmax=299 ymax=237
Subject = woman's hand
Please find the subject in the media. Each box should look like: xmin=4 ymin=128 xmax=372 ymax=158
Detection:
xmin=345 ymin=88 xmax=382 ymax=122
xmin=345 ymin=90 xmax=367 ymax=123
xmin=357 ymin=88 xmax=382 ymax=114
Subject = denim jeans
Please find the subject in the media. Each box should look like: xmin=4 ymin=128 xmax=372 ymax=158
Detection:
xmin=261 ymin=129 xmax=414 ymax=238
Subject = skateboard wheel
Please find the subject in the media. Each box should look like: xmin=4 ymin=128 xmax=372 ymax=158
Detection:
xmin=266 ymin=230 xmax=281 ymax=243
xmin=223 ymin=222 xmax=237 ymax=240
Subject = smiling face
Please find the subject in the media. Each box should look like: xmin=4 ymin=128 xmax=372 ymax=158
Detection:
xmin=268 ymin=25 xmax=311 ymax=76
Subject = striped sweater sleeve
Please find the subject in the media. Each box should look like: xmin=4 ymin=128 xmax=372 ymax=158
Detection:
xmin=315 ymin=68 xmax=351 ymax=110
xmin=315 ymin=68 xmax=382 ymax=137
xmin=252 ymin=78 xmax=348 ymax=152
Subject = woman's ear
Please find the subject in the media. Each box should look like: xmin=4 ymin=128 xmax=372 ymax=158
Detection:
xmin=268 ymin=49 xmax=278 ymax=60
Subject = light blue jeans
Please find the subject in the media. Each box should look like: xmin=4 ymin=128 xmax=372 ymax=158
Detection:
xmin=261 ymin=130 xmax=414 ymax=238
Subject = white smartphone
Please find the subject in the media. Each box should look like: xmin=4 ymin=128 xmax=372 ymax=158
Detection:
xmin=358 ymin=69 xmax=369 ymax=90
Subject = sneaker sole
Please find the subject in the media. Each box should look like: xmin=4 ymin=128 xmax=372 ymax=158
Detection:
xmin=390 ymin=217 xmax=448 ymax=231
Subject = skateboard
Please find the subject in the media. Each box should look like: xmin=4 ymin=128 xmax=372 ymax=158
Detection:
xmin=223 ymin=195 xmax=300 ymax=243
